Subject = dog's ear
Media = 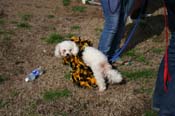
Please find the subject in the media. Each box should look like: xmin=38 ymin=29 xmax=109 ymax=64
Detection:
xmin=54 ymin=43 xmax=61 ymax=57
xmin=71 ymin=42 xmax=79 ymax=56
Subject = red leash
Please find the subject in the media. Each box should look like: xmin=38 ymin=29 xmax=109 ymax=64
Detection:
xmin=163 ymin=0 xmax=171 ymax=92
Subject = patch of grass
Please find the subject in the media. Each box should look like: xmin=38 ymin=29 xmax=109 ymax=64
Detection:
xmin=63 ymin=0 xmax=71 ymax=6
xmin=152 ymin=48 xmax=164 ymax=54
xmin=0 ymin=29 xmax=14 ymax=35
xmin=124 ymin=49 xmax=148 ymax=63
xmin=54 ymin=112 xmax=67 ymax=116
xmin=134 ymin=87 xmax=153 ymax=95
xmin=0 ymin=30 xmax=14 ymax=41
xmin=0 ymin=18 xmax=5 ymax=25
xmin=0 ymin=30 xmax=5 ymax=34
xmin=20 ymin=14 xmax=32 ymax=21
xmin=0 ymin=75 xmax=8 ymax=84
xmin=47 ymin=14 xmax=55 ymax=19
xmin=71 ymin=25 xmax=80 ymax=30
xmin=29 ymin=101 xmax=37 ymax=109
xmin=95 ymin=28 xmax=103 ymax=33
xmin=24 ymin=101 xmax=38 ymax=116
xmin=17 ymin=22 xmax=31 ymax=28
xmin=11 ymin=90 xmax=19 ymax=97
xmin=136 ymin=55 xmax=146 ymax=62
xmin=47 ymin=25 xmax=56 ymax=30
xmin=121 ymin=69 xmax=156 ymax=80
xmin=61 ymin=112 xmax=68 ymax=116
xmin=2 ymin=34 xmax=11 ymax=41
xmin=144 ymin=110 xmax=157 ymax=116
xmin=72 ymin=6 xmax=86 ymax=12
xmin=11 ymin=21 xmax=18 ymax=24
xmin=16 ymin=14 xmax=32 ymax=29
xmin=0 ymin=99 xmax=8 ymax=108
xmin=64 ymin=33 xmax=76 ymax=38
xmin=42 ymin=33 xmax=64 ymax=44
xmin=43 ymin=89 xmax=71 ymax=101
xmin=95 ymin=28 xmax=103 ymax=36
xmin=64 ymin=72 xmax=71 ymax=80
xmin=123 ymin=49 xmax=136 ymax=57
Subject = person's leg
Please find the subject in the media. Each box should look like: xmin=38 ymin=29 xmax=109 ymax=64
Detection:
xmin=107 ymin=9 xmax=124 ymax=59
xmin=123 ymin=0 xmax=136 ymax=21
xmin=154 ymin=0 xmax=175 ymax=114
xmin=158 ymin=32 xmax=175 ymax=116
xmin=98 ymin=0 xmax=121 ymax=60
xmin=130 ymin=0 xmax=148 ymax=19
xmin=152 ymin=33 xmax=175 ymax=114
xmin=152 ymin=58 xmax=164 ymax=112
xmin=152 ymin=32 xmax=175 ymax=114
xmin=109 ymin=0 xmax=135 ymax=59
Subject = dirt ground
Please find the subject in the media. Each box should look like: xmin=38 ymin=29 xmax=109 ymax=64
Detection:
xmin=0 ymin=0 xmax=165 ymax=116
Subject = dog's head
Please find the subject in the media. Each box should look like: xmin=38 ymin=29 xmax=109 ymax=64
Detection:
xmin=54 ymin=41 xmax=79 ymax=58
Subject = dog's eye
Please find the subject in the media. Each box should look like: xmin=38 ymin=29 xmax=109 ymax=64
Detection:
xmin=69 ymin=49 xmax=72 ymax=52
xmin=63 ymin=49 xmax=66 ymax=53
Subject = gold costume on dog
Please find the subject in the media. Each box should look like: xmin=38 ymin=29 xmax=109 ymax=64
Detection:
xmin=63 ymin=37 xmax=97 ymax=88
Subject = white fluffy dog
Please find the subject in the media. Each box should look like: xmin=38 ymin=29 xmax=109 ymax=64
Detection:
xmin=55 ymin=41 xmax=123 ymax=91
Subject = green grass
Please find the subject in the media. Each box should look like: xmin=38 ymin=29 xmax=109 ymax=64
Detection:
xmin=0 ymin=19 xmax=5 ymax=25
xmin=42 ymin=33 xmax=64 ymax=44
xmin=63 ymin=0 xmax=71 ymax=6
xmin=124 ymin=49 xmax=149 ymax=63
xmin=61 ymin=112 xmax=68 ymax=116
xmin=24 ymin=101 xmax=38 ymax=116
xmin=47 ymin=15 xmax=55 ymax=19
xmin=136 ymin=55 xmax=146 ymax=62
xmin=134 ymin=87 xmax=153 ymax=95
xmin=152 ymin=48 xmax=164 ymax=54
xmin=72 ymin=6 xmax=86 ymax=12
xmin=64 ymin=33 xmax=76 ymax=38
xmin=0 ymin=29 xmax=14 ymax=35
xmin=95 ymin=28 xmax=103 ymax=33
xmin=123 ymin=49 xmax=136 ymax=57
xmin=17 ymin=22 xmax=31 ymax=28
xmin=16 ymin=13 xmax=32 ymax=29
xmin=0 ymin=30 xmax=14 ymax=41
xmin=10 ymin=20 xmax=18 ymax=24
xmin=64 ymin=72 xmax=71 ymax=80
xmin=11 ymin=90 xmax=19 ymax=97
xmin=144 ymin=110 xmax=158 ymax=116
xmin=95 ymin=28 xmax=103 ymax=36
xmin=121 ymin=69 xmax=156 ymax=80
xmin=20 ymin=14 xmax=32 ymax=21
xmin=47 ymin=25 xmax=56 ymax=30
xmin=71 ymin=25 xmax=80 ymax=30
xmin=3 ymin=34 xmax=11 ymax=41
xmin=0 ymin=75 xmax=8 ymax=84
xmin=43 ymin=89 xmax=71 ymax=101
xmin=0 ymin=99 xmax=8 ymax=108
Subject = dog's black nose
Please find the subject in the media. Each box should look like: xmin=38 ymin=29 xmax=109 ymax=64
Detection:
xmin=66 ymin=54 xmax=70 ymax=57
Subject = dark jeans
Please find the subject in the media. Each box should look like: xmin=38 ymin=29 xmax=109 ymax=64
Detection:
xmin=98 ymin=0 xmax=135 ymax=60
xmin=152 ymin=32 xmax=175 ymax=116
xmin=152 ymin=0 xmax=175 ymax=115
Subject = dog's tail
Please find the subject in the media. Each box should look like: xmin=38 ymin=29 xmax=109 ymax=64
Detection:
xmin=103 ymin=63 xmax=123 ymax=84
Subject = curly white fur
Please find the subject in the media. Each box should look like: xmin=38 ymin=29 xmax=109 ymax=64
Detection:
xmin=55 ymin=41 xmax=123 ymax=91
xmin=82 ymin=0 xmax=86 ymax=4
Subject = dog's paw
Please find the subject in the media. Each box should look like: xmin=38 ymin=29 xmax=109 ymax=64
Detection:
xmin=82 ymin=0 xmax=86 ymax=4
xmin=99 ymin=86 xmax=106 ymax=92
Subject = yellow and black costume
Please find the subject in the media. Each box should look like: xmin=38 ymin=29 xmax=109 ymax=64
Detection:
xmin=63 ymin=36 xmax=97 ymax=88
